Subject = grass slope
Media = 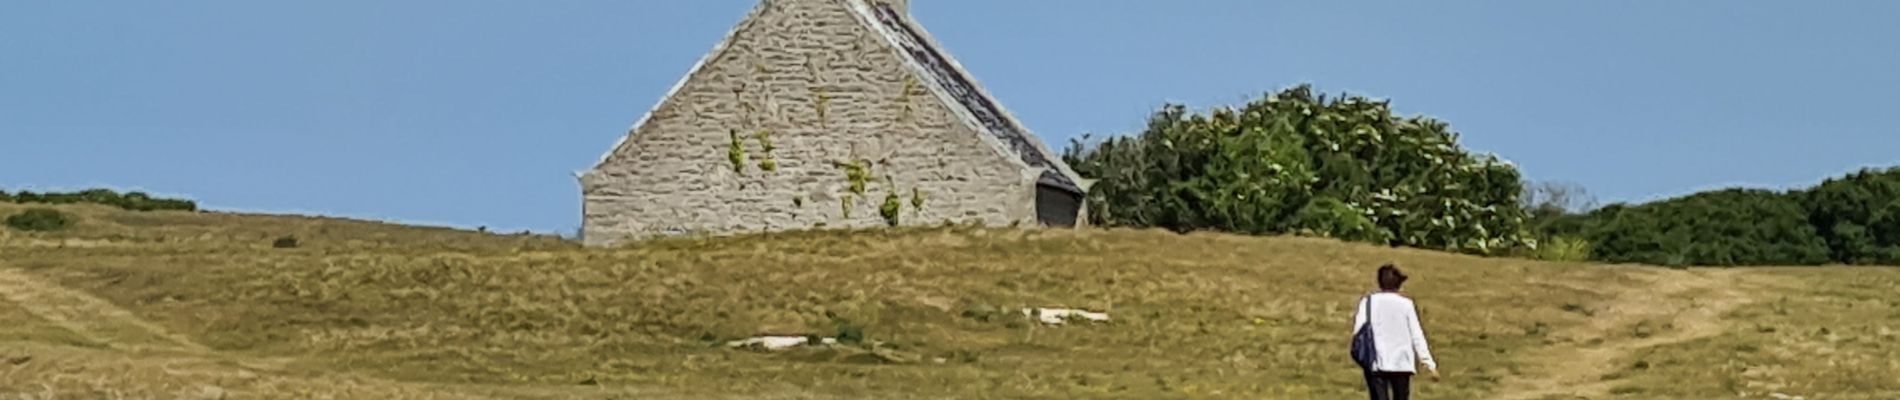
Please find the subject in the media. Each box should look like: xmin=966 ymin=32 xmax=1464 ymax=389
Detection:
xmin=0 ymin=203 xmax=1896 ymax=399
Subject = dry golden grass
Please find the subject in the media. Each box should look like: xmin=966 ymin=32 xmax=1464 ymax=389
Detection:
xmin=1598 ymin=268 xmax=1900 ymax=399
xmin=0 ymin=203 xmax=1895 ymax=399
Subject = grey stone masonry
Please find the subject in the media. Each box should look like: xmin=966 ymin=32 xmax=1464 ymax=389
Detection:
xmin=580 ymin=0 xmax=1082 ymax=246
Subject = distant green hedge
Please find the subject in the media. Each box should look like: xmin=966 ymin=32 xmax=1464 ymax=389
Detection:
xmin=1585 ymin=189 xmax=1829 ymax=267
xmin=2 ymin=188 xmax=197 ymax=212
xmin=1529 ymin=167 xmax=1900 ymax=267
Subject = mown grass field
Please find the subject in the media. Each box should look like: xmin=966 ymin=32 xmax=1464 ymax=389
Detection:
xmin=0 ymin=203 xmax=1896 ymax=399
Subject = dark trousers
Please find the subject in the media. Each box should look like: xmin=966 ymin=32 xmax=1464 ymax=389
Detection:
xmin=1363 ymin=370 xmax=1412 ymax=400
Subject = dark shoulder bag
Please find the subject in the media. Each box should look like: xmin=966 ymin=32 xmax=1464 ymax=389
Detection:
xmin=1351 ymin=294 xmax=1378 ymax=370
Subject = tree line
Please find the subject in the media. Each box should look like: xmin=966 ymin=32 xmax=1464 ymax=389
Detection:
xmin=0 ymin=188 xmax=198 ymax=212
xmin=1534 ymin=168 xmax=1900 ymax=266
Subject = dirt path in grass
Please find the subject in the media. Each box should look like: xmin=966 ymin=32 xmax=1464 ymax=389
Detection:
xmin=0 ymin=266 xmax=708 ymax=399
xmin=0 ymin=268 xmax=209 ymax=353
xmin=1491 ymin=268 xmax=1753 ymax=400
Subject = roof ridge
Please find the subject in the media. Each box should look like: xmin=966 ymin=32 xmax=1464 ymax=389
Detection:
xmin=593 ymin=0 xmax=1088 ymax=195
xmin=854 ymin=1 xmax=1084 ymax=193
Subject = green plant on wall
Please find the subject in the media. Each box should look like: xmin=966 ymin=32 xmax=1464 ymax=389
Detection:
xmin=754 ymin=129 xmax=776 ymax=153
xmin=880 ymin=177 xmax=902 ymax=227
xmin=835 ymin=160 xmax=871 ymax=196
xmin=881 ymin=191 xmax=902 ymax=227
xmin=840 ymin=196 xmax=854 ymax=219
xmin=754 ymin=129 xmax=778 ymax=172
xmin=910 ymin=187 xmax=926 ymax=212
xmin=726 ymin=130 xmax=747 ymax=174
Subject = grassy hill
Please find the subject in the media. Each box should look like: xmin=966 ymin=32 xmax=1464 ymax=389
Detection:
xmin=1 ymin=203 xmax=1896 ymax=399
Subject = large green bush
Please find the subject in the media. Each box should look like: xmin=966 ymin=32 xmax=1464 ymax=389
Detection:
xmin=1064 ymin=85 xmax=1530 ymax=254
xmin=6 ymin=208 xmax=74 ymax=232
xmin=1586 ymin=189 xmax=1829 ymax=266
xmin=1803 ymin=167 xmax=1900 ymax=265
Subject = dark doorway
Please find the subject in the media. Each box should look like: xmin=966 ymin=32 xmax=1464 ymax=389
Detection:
xmin=1035 ymin=184 xmax=1082 ymax=227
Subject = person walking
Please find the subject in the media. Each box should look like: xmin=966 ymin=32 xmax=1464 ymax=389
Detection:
xmin=1350 ymin=264 xmax=1440 ymax=400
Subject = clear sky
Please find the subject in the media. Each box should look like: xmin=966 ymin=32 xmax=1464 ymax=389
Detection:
xmin=4 ymin=1 xmax=1897 ymax=233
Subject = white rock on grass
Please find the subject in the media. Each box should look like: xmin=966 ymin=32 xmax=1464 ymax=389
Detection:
xmin=1022 ymin=308 xmax=1110 ymax=325
xmin=726 ymin=336 xmax=838 ymax=350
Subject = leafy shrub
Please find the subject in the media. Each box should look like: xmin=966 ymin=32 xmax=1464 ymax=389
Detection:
xmin=1527 ymin=236 xmax=1593 ymax=262
xmin=880 ymin=190 xmax=902 ymax=227
xmin=726 ymin=130 xmax=747 ymax=173
xmin=1803 ymin=167 xmax=1900 ymax=265
xmin=6 ymin=209 xmax=74 ymax=232
xmin=1587 ymin=189 xmax=1829 ymax=266
xmin=273 ymin=235 xmax=301 ymax=249
xmin=1063 ymin=85 xmax=1530 ymax=254
xmin=0 ymin=189 xmax=11 ymax=203
xmin=1289 ymin=197 xmax=1384 ymax=243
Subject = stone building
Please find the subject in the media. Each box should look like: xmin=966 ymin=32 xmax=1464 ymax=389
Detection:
xmin=580 ymin=0 xmax=1088 ymax=246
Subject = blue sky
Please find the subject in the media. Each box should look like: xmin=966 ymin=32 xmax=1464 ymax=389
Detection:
xmin=4 ymin=1 xmax=1897 ymax=233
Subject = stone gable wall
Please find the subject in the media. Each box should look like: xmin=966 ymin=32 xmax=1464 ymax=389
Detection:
xmin=581 ymin=0 xmax=1036 ymax=246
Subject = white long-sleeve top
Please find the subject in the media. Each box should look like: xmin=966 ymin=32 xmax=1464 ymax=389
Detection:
xmin=1351 ymin=291 xmax=1437 ymax=373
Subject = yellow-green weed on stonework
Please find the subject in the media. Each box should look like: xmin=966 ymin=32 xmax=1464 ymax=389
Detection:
xmin=754 ymin=129 xmax=776 ymax=153
xmin=726 ymin=130 xmax=747 ymax=174
xmin=835 ymin=160 xmax=871 ymax=196
xmin=881 ymin=187 xmax=902 ymax=227
xmin=754 ymin=130 xmax=778 ymax=172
